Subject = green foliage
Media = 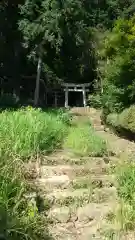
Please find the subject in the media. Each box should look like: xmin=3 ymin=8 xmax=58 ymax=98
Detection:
xmin=106 ymin=105 xmax=135 ymax=134
xmin=118 ymin=105 xmax=135 ymax=132
xmin=88 ymin=94 xmax=102 ymax=109
xmin=115 ymin=161 xmax=135 ymax=230
xmin=64 ymin=124 xmax=106 ymax=157
xmin=19 ymin=0 xmax=95 ymax=84
xmin=0 ymin=107 xmax=68 ymax=158
xmin=116 ymin=161 xmax=135 ymax=203
xmin=106 ymin=113 xmax=119 ymax=128
xmin=0 ymin=159 xmax=50 ymax=240
xmin=100 ymin=15 xmax=135 ymax=116
xmin=51 ymin=108 xmax=72 ymax=125
xmin=0 ymin=0 xmax=135 ymax=99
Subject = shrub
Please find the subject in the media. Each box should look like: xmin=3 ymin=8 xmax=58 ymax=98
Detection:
xmin=88 ymin=93 xmax=102 ymax=109
xmin=118 ymin=105 xmax=135 ymax=133
xmin=99 ymin=16 xmax=135 ymax=117
xmin=64 ymin=124 xmax=106 ymax=157
xmin=106 ymin=105 xmax=135 ymax=134
xmin=54 ymin=108 xmax=72 ymax=125
xmin=106 ymin=113 xmax=119 ymax=128
xmin=0 ymin=107 xmax=68 ymax=158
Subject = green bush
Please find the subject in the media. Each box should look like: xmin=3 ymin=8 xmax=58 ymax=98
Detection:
xmin=99 ymin=16 xmax=135 ymax=117
xmin=102 ymin=53 xmax=135 ymax=114
xmin=88 ymin=94 xmax=102 ymax=109
xmin=55 ymin=108 xmax=72 ymax=125
xmin=118 ymin=105 xmax=135 ymax=133
xmin=64 ymin=124 xmax=106 ymax=157
xmin=106 ymin=113 xmax=119 ymax=128
xmin=106 ymin=105 xmax=135 ymax=134
xmin=0 ymin=107 xmax=68 ymax=158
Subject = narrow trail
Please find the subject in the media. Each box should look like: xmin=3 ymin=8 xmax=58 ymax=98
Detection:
xmin=32 ymin=108 xmax=135 ymax=240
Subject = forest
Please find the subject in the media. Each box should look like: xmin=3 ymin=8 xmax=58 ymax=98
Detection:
xmin=0 ymin=0 xmax=135 ymax=107
xmin=1 ymin=1 xmax=135 ymax=240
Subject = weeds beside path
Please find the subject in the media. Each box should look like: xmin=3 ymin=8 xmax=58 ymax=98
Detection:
xmin=0 ymin=107 xmax=69 ymax=240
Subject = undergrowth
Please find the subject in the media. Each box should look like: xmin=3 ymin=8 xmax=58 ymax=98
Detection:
xmin=0 ymin=158 xmax=51 ymax=240
xmin=0 ymin=107 xmax=71 ymax=239
xmin=0 ymin=107 xmax=69 ymax=158
xmin=64 ymin=123 xmax=106 ymax=157
xmin=106 ymin=105 xmax=135 ymax=138
xmin=114 ymin=160 xmax=135 ymax=231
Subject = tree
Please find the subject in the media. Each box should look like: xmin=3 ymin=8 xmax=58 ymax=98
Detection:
xmin=0 ymin=1 xmax=25 ymax=97
xmin=19 ymin=0 xmax=95 ymax=85
xmin=100 ymin=15 xmax=135 ymax=116
xmin=1 ymin=0 xmax=135 ymax=106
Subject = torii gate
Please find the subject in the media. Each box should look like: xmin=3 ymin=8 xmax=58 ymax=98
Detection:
xmin=62 ymin=83 xmax=91 ymax=108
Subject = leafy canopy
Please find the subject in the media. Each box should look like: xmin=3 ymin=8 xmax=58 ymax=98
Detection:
xmin=100 ymin=15 xmax=135 ymax=115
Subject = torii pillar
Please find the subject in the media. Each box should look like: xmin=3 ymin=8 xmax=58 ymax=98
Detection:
xmin=82 ymin=86 xmax=86 ymax=107
xmin=65 ymin=87 xmax=68 ymax=108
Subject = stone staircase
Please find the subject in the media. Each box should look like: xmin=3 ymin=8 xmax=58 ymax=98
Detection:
xmin=27 ymin=107 xmax=135 ymax=239
xmin=30 ymin=152 xmax=118 ymax=240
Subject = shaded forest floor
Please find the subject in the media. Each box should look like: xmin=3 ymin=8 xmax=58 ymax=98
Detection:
xmin=30 ymin=107 xmax=135 ymax=240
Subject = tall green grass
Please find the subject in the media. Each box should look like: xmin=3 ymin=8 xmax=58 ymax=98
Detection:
xmin=0 ymin=158 xmax=51 ymax=240
xmin=113 ymin=160 xmax=135 ymax=231
xmin=0 ymin=107 xmax=70 ymax=239
xmin=0 ymin=107 xmax=68 ymax=158
xmin=64 ymin=124 xmax=106 ymax=157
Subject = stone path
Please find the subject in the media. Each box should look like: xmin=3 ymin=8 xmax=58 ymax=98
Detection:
xmin=28 ymin=108 xmax=135 ymax=240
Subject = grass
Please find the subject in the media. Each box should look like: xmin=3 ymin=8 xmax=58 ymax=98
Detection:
xmin=0 ymin=107 xmax=69 ymax=159
xmin=114 ymin=160 xmax=135 ymax=231
xmin=0 ymin=158 xmax=52 ymax=240
xmin=116 ymin=161 xmax=135 ymax=204
xmin=64 ymin=123 xmax=107 ymax=157
xmin=106 ymin=105 xmax=135 ymax=137
xmin=105 ymin=160 xmax=135 ymax=234
xmin=0 ymin=107 xmax=71 ymax=240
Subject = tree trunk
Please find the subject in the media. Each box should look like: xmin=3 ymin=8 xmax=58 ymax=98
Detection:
xmin=34 ymin=57 xmax=42 ymax=106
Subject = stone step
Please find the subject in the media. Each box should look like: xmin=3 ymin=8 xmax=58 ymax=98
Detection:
xmin=48 ymin=202 xmax=115 ymax=224
xmin=35 ymin=175 xmax=70 ymax=189
xmin=40 ymin=159 xmax=110 ymax=178
xmin=48 ymin=203 xmax=115 ymax=239
xmin=90 ymin=174 xmax=116 ymax=188
xmin=42 ymin=155 xmax=110 ymax=165
xmin=77 ymin=202 xmax=115 ymax=222
xmin=94 ymin=126 xmax=105 ymax=131
xmin=46 ymin=188 xmax=92 ymax=206
xmin=49 ymin=222 xmax=78 ymax=240
xmin=49 ymin=221 xmax=114 ymax=240
xmin=39 ymin=165 xmax=74 ymax=177
xmin=25 ymin=156 xmax=119 ymax=181
xmin=92 ymin=186 xmax=117 ymax=203
xmin=46 ymin=187 xmax=117 ymax=206
xmin=71 ymin=174 xmax=115 ymax=189
xmin=39 ymin=165 xmax=108 ymax=179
